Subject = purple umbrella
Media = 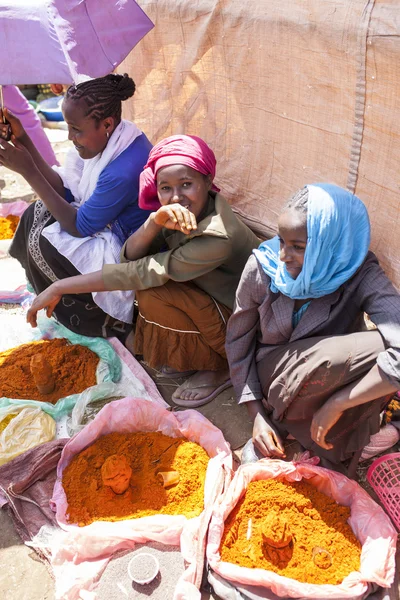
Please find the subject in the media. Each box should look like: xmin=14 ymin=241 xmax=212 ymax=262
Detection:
xmin=0 ymin=0 xmax=154 ymax=85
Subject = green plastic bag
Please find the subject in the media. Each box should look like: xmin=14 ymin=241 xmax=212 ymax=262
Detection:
xmin=0 ymin=317 xmax=122 ymax=420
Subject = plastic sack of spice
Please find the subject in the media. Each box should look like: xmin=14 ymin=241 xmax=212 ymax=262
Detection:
xmin=0 ymin=316 xmax=122 ymax=420
xmin=0 ymin=404 xmax=56 ymax=466
xmin=47 ymin=397 xmax=232 ymax=600
xmin=206 ymin=458 xmax=397 ymax=599
xmin=36 ymin=317 xmax=122 ymax=383
xmin=0 ymin=200 xmax=30 ymax=258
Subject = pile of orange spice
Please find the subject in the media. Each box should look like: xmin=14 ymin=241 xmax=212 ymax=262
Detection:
xmin=385 ymin=397 xmax=400 ymax=424
xmin=0 ymin=215 xmax=20 ymax=239
xmin=0 ymin=338 xmax=99 ymax=404
xmin=220 ymin=479 xmax=361 ymax=585
xmin=62 ymin=431 xmax=209 ymax=526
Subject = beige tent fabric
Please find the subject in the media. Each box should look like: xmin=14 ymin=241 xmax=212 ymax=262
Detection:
xmin=119 ymin=0 xmax=400 ymax=286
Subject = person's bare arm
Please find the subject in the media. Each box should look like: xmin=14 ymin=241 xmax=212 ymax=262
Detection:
xmin=26 ymin=271 xmax=106 ymax=327
xmin=0 ymin=138 xmax=80 ymax=235
xmin=311 ymin=364 xmax=397 ymax=450
xmin=26 ymin=163 xmax=80 ymax=234
xmin=0 ymin=108 xmax=65 ymax=196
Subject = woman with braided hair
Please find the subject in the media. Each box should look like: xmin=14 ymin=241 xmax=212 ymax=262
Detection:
xmin=0 ymin=74 xmax=152 ymax=340
xmin=226 ymin=183 xmax=400 ymax=475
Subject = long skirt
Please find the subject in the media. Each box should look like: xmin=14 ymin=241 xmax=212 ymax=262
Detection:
xmin=134 ymin=280 xmax=231 ymax=371
xmin=257 ymin=330 xmax=390 ymax=469
xmin=9 ymin=201 xmax=130 ymax=341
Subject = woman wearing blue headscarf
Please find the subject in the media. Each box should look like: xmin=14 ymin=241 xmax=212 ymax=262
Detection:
xmin=226 ymin=183 xmax=400 ymax=474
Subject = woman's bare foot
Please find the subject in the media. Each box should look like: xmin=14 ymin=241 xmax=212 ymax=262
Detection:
xmin=172 ymin=368 xmax=231 ymax=407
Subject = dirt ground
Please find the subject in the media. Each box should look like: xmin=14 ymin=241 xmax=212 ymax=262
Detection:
xmin=0 ymin=131 xmax=398 ymax=600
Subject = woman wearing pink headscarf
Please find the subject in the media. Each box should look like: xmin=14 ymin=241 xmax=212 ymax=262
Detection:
xmin=26 ymin=135 xmax=259 ymax=406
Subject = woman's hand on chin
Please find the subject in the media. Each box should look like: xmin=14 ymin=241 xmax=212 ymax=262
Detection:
xmin=26 ymin=284 xmax=62 ymax=328
xmin=253 ymin=412 xmax=286 ymax=458
xmin=0 ymin=136 xmax=34 ymax=175
xmin=153 ymin=204 xmax=197 ymax=235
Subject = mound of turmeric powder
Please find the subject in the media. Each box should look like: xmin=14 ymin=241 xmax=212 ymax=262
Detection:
xmin=220 ymin=479 xmax=361 ymax=585
xmin=62 ymin=431 xmax=209 ymax=526
xmin=0 ymin=338 xmax=99 ymax=404
xmin=0 ymin=215 xmax=20 ymax=239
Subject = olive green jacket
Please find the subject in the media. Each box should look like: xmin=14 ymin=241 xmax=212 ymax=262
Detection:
xmin=102 ymin=192 xmax=260 ymax=309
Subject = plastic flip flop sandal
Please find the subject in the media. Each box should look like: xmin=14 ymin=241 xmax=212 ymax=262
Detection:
xmin=172 ymin=380 xmax=232 ymax=408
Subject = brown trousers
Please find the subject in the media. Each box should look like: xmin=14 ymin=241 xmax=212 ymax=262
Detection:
xmin=257 ymin=331 xmax=389 ymax=466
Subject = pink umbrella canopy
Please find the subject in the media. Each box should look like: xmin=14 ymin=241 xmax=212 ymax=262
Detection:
xmin=0 ymin=0 xmax=154 ymax=85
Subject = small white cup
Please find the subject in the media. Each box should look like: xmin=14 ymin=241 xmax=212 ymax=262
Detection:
xmin=128 ymin=553 xmax=160 ymax=585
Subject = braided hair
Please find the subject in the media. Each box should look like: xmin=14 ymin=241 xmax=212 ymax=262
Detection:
xmin=283 ymin=186 xmax=308 ymax=215
xmin=65 ymin=73 xmax=135 ymax=124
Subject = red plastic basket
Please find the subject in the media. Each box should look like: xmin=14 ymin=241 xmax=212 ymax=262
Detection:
xmin=367 ymin=452 xmax=400 ymax=531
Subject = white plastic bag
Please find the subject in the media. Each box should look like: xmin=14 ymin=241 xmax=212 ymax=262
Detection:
xmin=0 ymin=405 xmax=56 ymax=466
xmin=67 ymin=382 xmax=155 ymax=436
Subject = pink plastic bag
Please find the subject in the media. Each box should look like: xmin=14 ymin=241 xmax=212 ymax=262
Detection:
xmin=0 ymin=200 xmax=30 ymax=259
xmin=207 ymin=458 xmax=397 ymax=599
xmin=50 ymin=397 xmax=232 ymax=600
xmin=0 ymin=200 xmax=30 ymax=218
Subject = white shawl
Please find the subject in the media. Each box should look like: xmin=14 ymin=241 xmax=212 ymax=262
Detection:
xmin=42 ymin=120 xmax=141 ymax=324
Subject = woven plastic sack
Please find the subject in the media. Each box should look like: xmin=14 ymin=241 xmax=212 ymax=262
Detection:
xmin=49 ymin=397 xmax=232 ymax=600
xmin=207 ymin=458 xmax=397 ymax=599
xmin=0 ymin=317 xmax=122 ymax=420
xmin=0 ymin=405 xmax=56 ymax=466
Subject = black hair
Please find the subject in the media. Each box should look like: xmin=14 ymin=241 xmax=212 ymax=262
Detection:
xmin=65 ymin=73 xmax=135 ymax=124
xmin=283 ymin=186 xmax=308 ymax=215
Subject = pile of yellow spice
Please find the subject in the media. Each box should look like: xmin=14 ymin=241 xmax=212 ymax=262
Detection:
xmin=0 ymin=215 xmax=20 ymax=239
xmin=63 ymin=431 xmax=210 ymax=526
xmin=220 ymin=479 xmax=361 ymax=585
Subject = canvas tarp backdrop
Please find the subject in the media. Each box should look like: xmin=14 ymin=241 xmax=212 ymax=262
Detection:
xmin=119 ymin=0 xmax=400 ymax=285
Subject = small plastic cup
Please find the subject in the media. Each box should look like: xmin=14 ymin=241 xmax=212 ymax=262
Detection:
xmin=157 ymin=470 xmax=180 ymax=488
xmin=312 ymin=546 xmax=333 ymax=569
xmin=128 ymin=552 xmax=160 ymax=585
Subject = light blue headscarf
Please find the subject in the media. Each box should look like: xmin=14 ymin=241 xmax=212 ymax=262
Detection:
xmin=253 ymin=183 xmax=371 ymax=299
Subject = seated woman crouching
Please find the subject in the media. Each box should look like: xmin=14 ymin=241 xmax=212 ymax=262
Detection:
xmin=226 ymin=184 xmax=400 ymax=475
xmin=26 ymin=135 xmax=260 ymax=406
